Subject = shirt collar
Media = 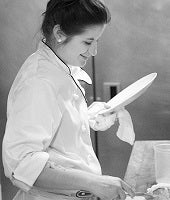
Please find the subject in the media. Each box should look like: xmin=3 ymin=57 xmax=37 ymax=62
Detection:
xmin=68 ymin=65 xmax=92 ymax=85
xmin=38 ymin=40 xmax=92 ymax=85
xmin=38 ymin=40 xmax=70 ymax=74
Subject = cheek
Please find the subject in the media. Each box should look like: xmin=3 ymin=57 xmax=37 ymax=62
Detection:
xmin=80 ymin=46 xmax=89 ymax=54
xmin=76 ymin=42 xmax=89 ymax=53
xmin=74 ymin=47 xmax=87 ymax=56
xmin=66 ymin=42 xmax=88 ymax=57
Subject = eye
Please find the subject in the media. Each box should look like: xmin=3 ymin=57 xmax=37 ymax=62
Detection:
xmin=84 ymin=41 xmax=92 ymax=46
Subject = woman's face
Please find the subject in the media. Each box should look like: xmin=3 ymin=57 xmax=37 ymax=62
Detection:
xmin=55 ymin=24 xmax=106 ymax=67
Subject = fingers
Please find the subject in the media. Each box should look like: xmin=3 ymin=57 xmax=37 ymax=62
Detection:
xmin=103 ymin=103 xmax=111 ymax=109
xmin=100 ymin=110 xmax=117 ymax=118
xmin=121 ymin=180 xmax=135 ymax=198
xmin=118 ymin=188 xmax=126 ymax=200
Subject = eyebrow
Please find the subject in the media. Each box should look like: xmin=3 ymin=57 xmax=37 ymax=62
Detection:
xmin=86 ymin=38 xmax=94 ymax=41
xmin=85 ymin=38 xmax=99 ymax=43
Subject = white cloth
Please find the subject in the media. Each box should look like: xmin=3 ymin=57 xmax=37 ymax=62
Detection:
xmin=147 ymin=183 xmax=170 ymax=193
xmin=2 ymin=41 xmax=101 ymax=200
xmin=116 ymin=109 xmax=135 ymax=145
xmin=88 ymin=103 xmax=135 ymax=145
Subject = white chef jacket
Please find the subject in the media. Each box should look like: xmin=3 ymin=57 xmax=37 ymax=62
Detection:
xmin=2 ymin=41 xmax=101 ymax=200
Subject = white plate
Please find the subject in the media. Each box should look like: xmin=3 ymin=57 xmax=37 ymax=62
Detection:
xmin=99 ymin=73 xmax=157 ymax=115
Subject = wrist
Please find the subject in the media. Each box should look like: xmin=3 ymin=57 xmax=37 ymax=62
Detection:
xmin=86 ymin=174 xmax=104 ymax=195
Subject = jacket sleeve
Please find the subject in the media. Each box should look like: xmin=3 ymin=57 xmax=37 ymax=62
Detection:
xmin=2 ymin=78 xmax=62 ymax=191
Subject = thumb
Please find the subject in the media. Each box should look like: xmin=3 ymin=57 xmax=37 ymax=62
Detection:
xmin=103 ymin=103 xmax=111 ymax=109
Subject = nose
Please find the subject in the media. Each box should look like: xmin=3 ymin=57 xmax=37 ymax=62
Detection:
xmin=89 ymin=41 xmax=97 ymax=56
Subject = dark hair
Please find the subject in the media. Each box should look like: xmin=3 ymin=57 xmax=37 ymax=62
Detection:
xmin=41 ymin=0 xmax=111 ymax=40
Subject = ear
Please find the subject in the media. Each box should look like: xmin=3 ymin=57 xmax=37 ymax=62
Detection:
xmin=53 ymin=25 xmax=67 ymax=43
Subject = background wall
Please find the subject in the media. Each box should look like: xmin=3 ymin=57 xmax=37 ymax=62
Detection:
xmin=1 ymin=0 xmax=170 ymax=199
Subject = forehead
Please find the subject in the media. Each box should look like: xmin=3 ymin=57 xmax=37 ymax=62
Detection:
xmin=74 ymin=24 xmax=106 ymax=40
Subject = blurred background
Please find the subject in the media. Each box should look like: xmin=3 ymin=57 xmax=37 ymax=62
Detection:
xmin=1 ymin=0 xmax=170 ymax=199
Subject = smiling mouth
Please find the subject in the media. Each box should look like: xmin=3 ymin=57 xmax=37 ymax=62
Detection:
xmin=81 ymin=55 xmax=88 ymax=60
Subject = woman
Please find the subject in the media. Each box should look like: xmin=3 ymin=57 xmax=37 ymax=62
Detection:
xmin=2 ymin=0 xmax=135 ymax=199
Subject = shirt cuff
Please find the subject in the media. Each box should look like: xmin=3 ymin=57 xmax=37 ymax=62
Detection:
xmin=12 ymin=151 xmax=49 ymax=188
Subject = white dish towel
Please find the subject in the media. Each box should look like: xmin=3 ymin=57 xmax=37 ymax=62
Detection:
xmin=116 ymin=108 xmax=135 ymax=145
xmin=88 ymin=103 xmax=135 ymax=145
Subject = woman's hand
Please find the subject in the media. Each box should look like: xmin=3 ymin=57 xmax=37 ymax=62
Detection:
xmin=88 ymin=101 xmax=116 ymax=131
xmin=93 ymin=112 xmax=116 ymax=131
xmin=88 ymin=101 xmax=111 ymax=117
xmin=91 ymin=175 xmax=135 ymax=200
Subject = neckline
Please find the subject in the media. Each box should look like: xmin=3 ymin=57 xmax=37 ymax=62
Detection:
xmin=39 ymin=40 xmax=88 ymax=103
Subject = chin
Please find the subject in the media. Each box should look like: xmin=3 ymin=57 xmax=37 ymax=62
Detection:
xmin=80 ymin=63 xmax=86 ymax=68
xmin=68 ymin=59 xmax=86 ymax=67
xmin=79 ymin=60 xmax=87 ymax=67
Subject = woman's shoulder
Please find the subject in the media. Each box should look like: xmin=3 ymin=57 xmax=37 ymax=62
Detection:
xmin=11 ymin=53 xmax=67 ymax=94
xmin=23 ymin=50 xmax=68 ymax=84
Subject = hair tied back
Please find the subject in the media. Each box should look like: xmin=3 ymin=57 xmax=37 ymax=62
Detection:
xmin=61 ymin=0 xmax=80 ymax=8
xmin=46 ymin=0 xmax=80 ymax=11
xmin=42 ymin=0 xmax=111 ymax=40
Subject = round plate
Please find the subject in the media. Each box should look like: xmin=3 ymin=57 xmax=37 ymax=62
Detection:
xmin=99 ymin=73 xmax=157 ymax=115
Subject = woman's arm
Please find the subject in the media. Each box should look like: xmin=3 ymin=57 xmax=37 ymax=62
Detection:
xmin=34 ymin=165 xmax=96 ymax=192
xmin=35 ymin=165 xmax=135 ymax=200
